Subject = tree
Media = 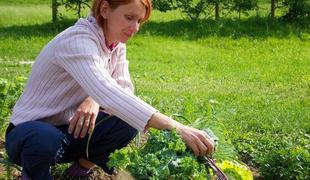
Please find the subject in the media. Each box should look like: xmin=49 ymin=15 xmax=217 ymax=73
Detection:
xmin=215 ymin=0 xmax=220 ymax=20
xmin=52 ymin=0 xmax=58 ymax=23
xmin=60 ymin=0 xmax=92 ymax=18
xmin=175 ymin=0 xmax=209 ymax=20
xmin=152 ymin=0 xmax=176 ymax=12
xmin=226 ymin=0 xmax=258 ymax=19
xmin=271 ymin=0 xmax=276 ymax=19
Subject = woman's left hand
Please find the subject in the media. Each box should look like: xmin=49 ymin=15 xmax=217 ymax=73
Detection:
xmin=147 ymin=112 xmax=215 ymax=156
xmin=68 ymin=97 xmax=99 ymax=138
xmin=176 ymin=124 xmax=215 ymax=156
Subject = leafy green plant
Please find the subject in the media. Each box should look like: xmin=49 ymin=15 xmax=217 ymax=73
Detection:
xmin=218 ymin=160 xmax=253 ymax=180
xmin=0 ymin=77 xmax=26 ymax=133
xmin=108 ymin=129 xmax=252 ymax=179
xmin=258 ymin=132 xmax=310 ymax=179
xmin=108 ymin=129 xmax=208 ymax=179
xmin=230 ymin=129 xmax=310 ymax=179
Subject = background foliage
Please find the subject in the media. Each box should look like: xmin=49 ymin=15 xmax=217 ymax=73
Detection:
xmin=152 ymin=0 xmax=310 ymax=20
xmin=0 ymin=0 xmax=309 ymax=179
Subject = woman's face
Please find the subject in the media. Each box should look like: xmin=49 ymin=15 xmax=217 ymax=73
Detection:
xmin=102 ymin=0 xmax=146 ymax=45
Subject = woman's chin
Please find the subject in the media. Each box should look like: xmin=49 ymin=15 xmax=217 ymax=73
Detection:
xmin=118 ymin=35 xmax=132 ymax=44
xmin=119 ymin=38 xmax=129 ymax=44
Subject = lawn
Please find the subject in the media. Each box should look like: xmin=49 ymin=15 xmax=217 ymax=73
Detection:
xmin=0 ymin=0 xmax=309 ymax=179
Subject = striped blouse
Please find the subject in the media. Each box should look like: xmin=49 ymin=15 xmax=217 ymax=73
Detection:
xmin=10 ymin=15 xmax=158 ymax=132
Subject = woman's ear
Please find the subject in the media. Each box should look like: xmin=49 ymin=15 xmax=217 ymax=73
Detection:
xmin=100 ymin=0 xmax=110 ymax=19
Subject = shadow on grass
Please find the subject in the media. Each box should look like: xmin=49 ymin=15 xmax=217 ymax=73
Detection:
xmin=140 ymin=16 xmax=310 ymax=40
xmin=0 ymin=19 xmax=76 ymax=38
xmin=0 ymin=17 xmax=309 ymax=40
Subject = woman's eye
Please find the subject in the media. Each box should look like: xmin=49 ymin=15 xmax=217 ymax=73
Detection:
xmin=125 ymin=15 xmax=133 ymax=20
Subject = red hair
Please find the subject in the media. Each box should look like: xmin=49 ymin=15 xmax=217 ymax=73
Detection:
xmin=92 ymin=0 xmax=152 ymax=28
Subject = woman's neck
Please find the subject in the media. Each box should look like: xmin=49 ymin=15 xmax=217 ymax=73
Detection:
xmin=102 ymin=24 xmax=116 ymax=48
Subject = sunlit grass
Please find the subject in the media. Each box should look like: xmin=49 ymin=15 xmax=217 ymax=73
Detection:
xmin=0 ymin=1 xmax=309 ymax=177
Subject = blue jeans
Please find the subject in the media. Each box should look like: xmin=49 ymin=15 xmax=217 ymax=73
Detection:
xmin=5 ymin=112 xmax=137 ymax=180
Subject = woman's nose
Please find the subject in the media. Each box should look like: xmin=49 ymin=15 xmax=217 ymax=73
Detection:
xmin=131 ymin=21 xmax=140 ymax=33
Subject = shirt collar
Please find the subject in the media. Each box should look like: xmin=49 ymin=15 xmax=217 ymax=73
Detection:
xmin=85 ymin=14 xmax=120 ymax=53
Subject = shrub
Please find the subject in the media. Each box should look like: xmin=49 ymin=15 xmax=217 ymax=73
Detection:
xmin=282 ymin=0 xmax=310 ymax=20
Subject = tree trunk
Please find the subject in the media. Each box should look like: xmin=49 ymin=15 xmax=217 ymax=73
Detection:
xmin=78 ymin=2 xmax=81 ymax=18
xmin=271 ymin=0 xmax=275 ymax=19
xmin=215 ymin=0 xmax=220 ymax=20
xmin=52 ymin=0 xmax=57 ymax=23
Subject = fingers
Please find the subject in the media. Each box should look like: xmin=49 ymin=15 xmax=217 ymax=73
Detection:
xmin=68 ymin=113 xmax=79 ymax=134
xmin=194 ymin=135 xmax=209 ymax=156
xmin=180 ymin=127 xmax=215 ymax=156
xmin=198 ymin=133 xmax=215 ymax=155
xmin=74 ymin=113 xmax=85 ymax=138
xmin=79 ymin=113 xmax=91 ymax=138
xmin=186 ymin=136 xmax=200 ymax=156
xmin=88 ymin=113 xmax=96 ymax=135
xmin=69 ymin=97 xmax=100 ymax=138
xmin=69 ymin=109 xmax=99 ymax=138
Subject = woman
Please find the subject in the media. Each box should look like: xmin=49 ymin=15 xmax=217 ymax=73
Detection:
xmin=5 ymin=0 xmax=215 ymax=179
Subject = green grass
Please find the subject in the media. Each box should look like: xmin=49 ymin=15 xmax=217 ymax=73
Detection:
xmin=0 ymin=1 xmax=310 ymax=178
xmin=0 ymin=0 xmax=49 ymax=5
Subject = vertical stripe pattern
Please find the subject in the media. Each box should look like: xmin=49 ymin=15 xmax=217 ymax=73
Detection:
xmin=10 ymin=15 xmax=157 ymax=132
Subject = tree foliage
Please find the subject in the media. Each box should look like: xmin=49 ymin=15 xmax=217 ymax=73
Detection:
xmin=152 ymin=0 xmax=176 ymax=12
xmin=152 ymin=0 xmax=309 ymax=21
xmin=175 ymin=0 xmax=209 ymax=20
xmin=281 ymin=0 xmax=310 ymax=20
xmin=60 ymin=0 xmax=91 ymax=18
xmin=225 ymin=0 xmax=258 ymax=19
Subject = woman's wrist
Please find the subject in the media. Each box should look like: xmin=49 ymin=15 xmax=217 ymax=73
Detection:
xmin=147 ymin=112 xmax=183 ymax=131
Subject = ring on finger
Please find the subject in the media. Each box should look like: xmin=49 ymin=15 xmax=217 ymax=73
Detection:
xmin=85 ymin=117 xmax=90 ymax=122
xmin=79 ymin=116 xmax=85 ymax=125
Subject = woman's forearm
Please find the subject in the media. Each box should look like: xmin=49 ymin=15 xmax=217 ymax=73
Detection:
xmin=147 ymin=112 xmax=183 ymax=131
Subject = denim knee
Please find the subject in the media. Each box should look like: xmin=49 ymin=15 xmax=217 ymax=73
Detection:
xmin=5 ymin=121 xmax=69 ymax=166
xmin=27 ymin=126 xmax=68 ymax=162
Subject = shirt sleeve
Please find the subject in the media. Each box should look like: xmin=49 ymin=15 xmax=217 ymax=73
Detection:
xmin=111 ymin=45 xmax=134 ymax=94
xmin=54 ymin=29 xmax=157 ymax=131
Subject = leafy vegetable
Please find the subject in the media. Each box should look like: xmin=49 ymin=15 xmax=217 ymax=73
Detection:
xmin=108 ymin=129 xmax=208 ymax=179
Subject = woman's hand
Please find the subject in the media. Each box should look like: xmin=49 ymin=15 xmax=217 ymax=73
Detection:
xmin=176 ymin=124 xmax=215 ymax=156
xmin=68 ymin=97 xmax=99 ymax=138
xmin=147 ymin=112 xmax=215 ymax=156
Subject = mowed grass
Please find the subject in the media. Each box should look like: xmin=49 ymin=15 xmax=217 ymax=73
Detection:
xmin=0 ymin=1 xmax=310 ymax=177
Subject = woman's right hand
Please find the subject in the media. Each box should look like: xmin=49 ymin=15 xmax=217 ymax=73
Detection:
xmin=68 ymin=97 xmax=99 ymax=138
